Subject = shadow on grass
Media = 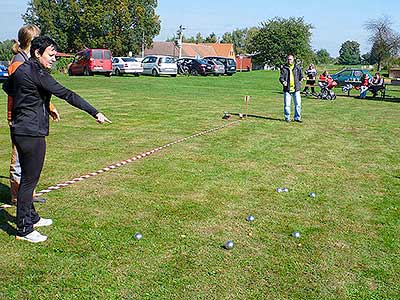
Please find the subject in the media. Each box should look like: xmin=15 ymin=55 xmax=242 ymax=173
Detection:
xmin=339 ymin=93 xmax=400 ymax=103
xmin=0 ymin=181 xmax=11 ymax=205
xmin=0 ymin=208 xmax=16 ymax=236
xmin=226 ymin=112 xmax=283 ymax=122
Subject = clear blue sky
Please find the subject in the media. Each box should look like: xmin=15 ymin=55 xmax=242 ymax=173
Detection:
xmin=2 ymin=0 xmax=399 ymax=57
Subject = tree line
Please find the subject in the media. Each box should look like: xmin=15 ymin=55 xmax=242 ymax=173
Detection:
xmin=167 ymin=16 xmax=400 ymax=70
xmin=0 ymin=2 xmax=399 ymax=71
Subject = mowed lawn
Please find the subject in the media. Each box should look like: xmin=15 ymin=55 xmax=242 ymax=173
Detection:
xmin=0 ymin=71 xmax=399 ymax=300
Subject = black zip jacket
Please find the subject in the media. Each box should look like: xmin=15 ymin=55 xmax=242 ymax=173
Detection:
xmin=8 ymin=58 xmax=98 ymax=137
xmin=279 ymin=64 xmax=303 ymax=92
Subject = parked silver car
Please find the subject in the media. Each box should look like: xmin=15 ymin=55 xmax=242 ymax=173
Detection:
xmin=204 ymin=58 xmax=225 ymax=76
xmin=112 ymin=57 xmax=143 ymax=76
xmin=141 ymin=55 xmax=177 ymax=77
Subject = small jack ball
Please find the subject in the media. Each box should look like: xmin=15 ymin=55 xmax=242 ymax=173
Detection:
xmin=309 ymin=192 xmax=316 ymax=198
xmin=224 ymin=240 xmax=234 ymax=250
xmin=134 ymin=232 xmax=143 ymax=240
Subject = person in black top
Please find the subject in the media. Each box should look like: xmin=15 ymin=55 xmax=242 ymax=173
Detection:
xmin=5 ymin=36 xmax=111 ymax=243
xmin=368 ymin=72 xmax=385 ymax=97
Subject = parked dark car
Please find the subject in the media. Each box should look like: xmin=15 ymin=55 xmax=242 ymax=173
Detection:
xmin=0 ymin=64 xmax=8 ymax=82
xmin=203 ymin=56 xmax=236 ymax=75
xmin=176 ymin=58 xmax=214 ymax=76
xmin=203 ymin=58 xmax=225 ymax=76
xmin=68 ymin=48 xmax=113 ymax=76
xmin=331 ymin=68 xmax=373 ymax=87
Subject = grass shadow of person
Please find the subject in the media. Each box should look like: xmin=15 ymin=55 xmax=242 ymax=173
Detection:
xmin=0 ymin=181 xmax=12 ymax=205
xmin=0 ymin=208 xmax=16 ymax=236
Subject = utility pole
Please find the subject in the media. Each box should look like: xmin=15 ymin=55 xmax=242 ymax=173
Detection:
xmin=141 ymin=31 xmax=145 ymax=58
xmin=177 ymin=25 xmax=185 ymax=58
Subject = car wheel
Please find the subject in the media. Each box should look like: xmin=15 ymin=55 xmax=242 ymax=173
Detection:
xmin=134 ymin=73 xmax=140 ymax=77
xmin=115 ymin=68 xmax=121 ymax=76
xmin=332 ymin=94 xmax=337 ymax=100
xmin=171 ymin=74 xmax=177 ymax=77
xmin=68 ymin=68 xmax=73 ymax=76
xmin=83 ymin=67 xmax=90 ymax=76
xmin=106 ymin=72 xmax=112 ymax=77
xmin=326 ymin=94 xmax=332 ymax=100
xmin=152 ymin=69 xmax=159 ymax=77
xmin=191 ymin=69 xmax=199 ymax=76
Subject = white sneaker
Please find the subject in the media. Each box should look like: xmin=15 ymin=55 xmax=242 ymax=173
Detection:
xmin=33 ymin=218 xmax=53 ymax=228
xmin=16 ymin=230 xmax=47 ymax=243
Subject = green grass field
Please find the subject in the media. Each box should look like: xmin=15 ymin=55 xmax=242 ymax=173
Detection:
xmin=0 ymin=71 xmax=399 ymax=299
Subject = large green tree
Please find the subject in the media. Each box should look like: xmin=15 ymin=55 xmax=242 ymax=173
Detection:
xmin=220 ymin=27 xmax=259 ymax=55
xmin=0 ymin=39 xmax=14 ymax=62
xmin=247 ymin=17 xmax=313 ymax=67
xmin=338 ymin=40 xmax=361 ymax=65
xmin=365 ymin=16 xmax=400 ymax=71
xmin=315 ymin=48 xmax=332 ymax=65
xmin=23 ymin=0 xmax=160 ymax=56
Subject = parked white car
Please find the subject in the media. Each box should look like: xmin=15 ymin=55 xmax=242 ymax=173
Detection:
xmin=141 ymin=55 xmax=177 ymax=77
xmin=112 ymin=57 xmax=143 ymax=76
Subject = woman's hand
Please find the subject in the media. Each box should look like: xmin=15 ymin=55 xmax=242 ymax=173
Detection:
xmin=50 ymin=108 xmax=60 ymax=122
xmin=96 ymin=112 xmax=112 ymax=124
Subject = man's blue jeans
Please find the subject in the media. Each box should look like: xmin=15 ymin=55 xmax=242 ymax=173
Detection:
xmin=284 ymin=91 xmax=301 ymax=121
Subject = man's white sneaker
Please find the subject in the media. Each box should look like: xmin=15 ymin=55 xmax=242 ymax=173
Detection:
xmin=16 ymin=230 xmax=47 ymax=243
xmin=33 ymin=218 xmax=53 ymax=228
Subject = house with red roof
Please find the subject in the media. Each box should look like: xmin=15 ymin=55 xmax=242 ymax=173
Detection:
xmin=144 ymin=42 xmax=235 ymax=59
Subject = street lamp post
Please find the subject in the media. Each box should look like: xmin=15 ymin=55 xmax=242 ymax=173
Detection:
xmin=177 ymin=25 xmax=185 ymax=58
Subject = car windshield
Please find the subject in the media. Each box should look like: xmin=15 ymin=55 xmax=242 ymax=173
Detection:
xmin=160 ymin=57 xmax=175 ymax=63
xmin=197 ymin=59 xmax=208 ymax=64
xmin=121 ymin=57 xmax=137 ymax=62
xmin=227 ymin=59 xmax=236 ymax=66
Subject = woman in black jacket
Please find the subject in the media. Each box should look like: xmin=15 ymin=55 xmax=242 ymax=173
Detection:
xmin=7 ymin=36 xmax=111 ymax=243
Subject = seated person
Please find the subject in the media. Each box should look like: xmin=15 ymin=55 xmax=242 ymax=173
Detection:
xmin=318 ymin=70 xmax=334 ymax=88
xmin=359 ymin=73 xmax=370 ymax=99
xmin=302 ymin=64 xmax=317 ymax=95
xmin=368 ymin=72 xmax=384 ymax=97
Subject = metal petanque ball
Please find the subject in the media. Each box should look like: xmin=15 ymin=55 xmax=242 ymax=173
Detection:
xmin=246 ymin=215 xmax=255 ymax=222
xmin=224 ymin=240 xmax=234 ymax=250
xmin=283 ymin=187 xmax=289 ymax=193
xmin=134 ymin=232 xmax=143 ymax=240
xmin=292 ymin=231 xmax=301 ymax=238
xmin=309 ymin=192 xmax=316 ymax=198
xmin=276 ymin=187 xmax=283 ymax=193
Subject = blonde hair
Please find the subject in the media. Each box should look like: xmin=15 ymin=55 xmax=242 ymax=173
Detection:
xmin=12 ymin=24 xmax=41 ymax=54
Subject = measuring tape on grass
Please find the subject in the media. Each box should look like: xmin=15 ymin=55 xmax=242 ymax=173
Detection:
xmin=34 ymin=120 xmax=240 ymax=196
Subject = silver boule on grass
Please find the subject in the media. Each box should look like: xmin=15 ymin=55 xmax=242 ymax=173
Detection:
xmin=224 ymin=240 xmax=234 ymax=250
xmin=292 ymin=231 xmax=301 ymax=238
xmin=246 ymin=215 xmax=255 ymax=222
xmin=276 ymin=187 xmax=283 ymax=193
xmin=134 ymin=232 xmax=143 ymax=240
xmin=309 ymin=192 xmax=316 ymax=198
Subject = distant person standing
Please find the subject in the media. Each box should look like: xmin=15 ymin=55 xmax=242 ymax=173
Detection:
xmin=302 ymin=63 xmax=317 ymax=95
xmin=279 ymin=54 xmax=303 ymax=122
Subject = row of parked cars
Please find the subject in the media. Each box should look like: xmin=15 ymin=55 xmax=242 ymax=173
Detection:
xmin=67 ymin=48 xmax=237 ymax=77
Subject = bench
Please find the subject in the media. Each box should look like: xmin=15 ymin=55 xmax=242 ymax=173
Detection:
xmin=382 ymin=80 xmax=400 ymax=99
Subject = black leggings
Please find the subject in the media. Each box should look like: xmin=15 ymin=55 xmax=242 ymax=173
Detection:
xmin=12 ymin=135 xmax=46 ymax=236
